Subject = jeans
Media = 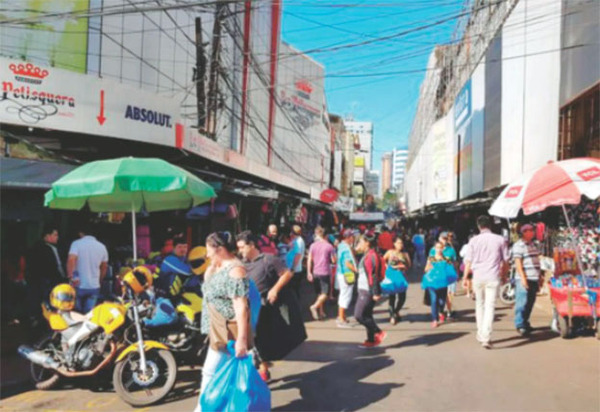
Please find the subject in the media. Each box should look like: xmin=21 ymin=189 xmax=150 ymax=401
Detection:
xmin=354 ymin=290 xmax=381 ymax=342
xmin=427 ymin=288 xmax=447 ymax=321
xmin=75 ymin=288 xmax=100 ymax=313
xmin=514 ymin=280 xmax=539 ymax=330
xmin=473 ymin=279 xmax=500 ymax=344
xmin=388 ymin=291 xmax=406 ymax=318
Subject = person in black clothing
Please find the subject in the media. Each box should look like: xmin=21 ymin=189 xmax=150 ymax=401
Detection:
xmin=26 ymin=225 xmax=66 ymax=324
xmin=236 ymin=231 xmax=307 ymax=382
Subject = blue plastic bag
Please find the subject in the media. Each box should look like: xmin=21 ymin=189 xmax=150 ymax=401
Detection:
xmin=422 ymin=261 xmax=457 ymax=290
xmin=144 ymin=297 xmax=178 ymax=328
xmin=381 ymin=266 xmax=408 ymax=295
xmin=249 ymin=279 xmax=261 ymax=333
xmin=200 ymin=341 xmax=271 ymax=412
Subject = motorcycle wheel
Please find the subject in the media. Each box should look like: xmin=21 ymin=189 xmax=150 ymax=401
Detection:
xmin=30 ymin=333 xmax=61 ymax=390
xmin=113 ymin=349 xmax=177 ymax=407
xmin=499 ymin=283 xmax=516 ymax=305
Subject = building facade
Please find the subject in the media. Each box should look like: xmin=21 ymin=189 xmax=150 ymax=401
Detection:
xmin=392 ymin=147 xmax=409 ymax=194
xmin=345 ymin=120 xmax=374 ymax=171
xmin=365 ymin=170 xmax=380 ymax=199
xmin=0 ymin=0 xmax=338 ymax=197
xmin=381 ymin=152 xmax=392 ymax=194
xmin=405 ymin=0 xmax=599 ymax=213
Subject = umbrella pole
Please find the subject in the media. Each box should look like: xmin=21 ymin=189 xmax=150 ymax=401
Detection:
xmin=561 ymin=204 xmax=586 ymax=288
xmin=131 ymin=203 xmax=137 ymax=262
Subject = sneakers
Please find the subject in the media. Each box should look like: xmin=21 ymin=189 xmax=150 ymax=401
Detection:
xmin=481 ymin=341 xmax=492 ymax=349
xmin=438 ymin=313 xmax=446 ymax=323
xmin=359 ymin=340 xmax=378 ymax=349
xmin=375 ymin=331 xmax=387 ymax=344
xmin=336 ymin=318 xmax=353 ymax=329
xmin=390 ymin=317 xmax=397 ymax=325
xmin=358 ymin=331 xmax=387 ymax=349
xmin=517 ymin=327 xmax=530 ymax=337
xmin=258 ymin=369 xmax=271 ymax=382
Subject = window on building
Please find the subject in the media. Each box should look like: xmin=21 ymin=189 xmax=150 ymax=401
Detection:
xmin=558 ymin=83 xmax=600 ymax=160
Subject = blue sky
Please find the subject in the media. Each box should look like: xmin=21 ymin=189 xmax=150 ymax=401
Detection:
xmin=281 ymin=1 xmax=464 ymax=172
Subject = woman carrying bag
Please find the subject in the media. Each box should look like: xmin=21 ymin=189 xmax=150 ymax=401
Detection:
xmin=383 ymin=236 xmax=411 ymax=324
xmin=423 ymin=241 xmax=457 ymax=328
xmin=196 ymin=231 xmax=252 ymax=409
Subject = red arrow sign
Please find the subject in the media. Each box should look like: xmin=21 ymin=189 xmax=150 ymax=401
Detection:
xmin=96 ymin=89 xmax=106 ymax=125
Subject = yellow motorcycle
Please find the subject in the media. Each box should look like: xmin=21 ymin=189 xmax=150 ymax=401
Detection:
xmin=19 ymin=267 xmax=177 ymax=407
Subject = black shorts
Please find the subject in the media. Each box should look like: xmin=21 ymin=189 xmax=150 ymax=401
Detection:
xmin=313 ymin=275 xmax=331 ymax=296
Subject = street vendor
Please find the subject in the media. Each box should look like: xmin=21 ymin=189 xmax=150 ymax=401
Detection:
xmin=512 ymin=224 xmax=542 ymax=337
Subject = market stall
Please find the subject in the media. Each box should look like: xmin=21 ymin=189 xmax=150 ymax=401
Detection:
xmin=489 ymin=157 xmax=600 ymax=339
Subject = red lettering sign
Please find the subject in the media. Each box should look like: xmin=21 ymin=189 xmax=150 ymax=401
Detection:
xmin=577 ymin=166 xmax=600 ymax=181
xmin=505 ymin=186 xmax=523 ymax=198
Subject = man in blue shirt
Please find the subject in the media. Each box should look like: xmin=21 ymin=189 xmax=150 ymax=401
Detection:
xmin=286 ymin=225 xmax=305 ymax=299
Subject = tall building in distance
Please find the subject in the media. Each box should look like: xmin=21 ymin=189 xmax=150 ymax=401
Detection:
xmin=345 ymin=120 xmax=374 ymax=171
xmin=365 ymin=170 xmax=381 ymax=198
xmin=392 ymin=147 xmax=409 ymax=194
xmin=381 ymin=152 xmax=393 ymax=194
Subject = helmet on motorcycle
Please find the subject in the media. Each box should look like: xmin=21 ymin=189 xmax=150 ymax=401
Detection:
xmin=123 ymin=266 xmax=153 ymax=294
xmin=50 ymin=284 xmax=76 ymax=311
xmin=188 ymin=246 xmax=209 ymax=276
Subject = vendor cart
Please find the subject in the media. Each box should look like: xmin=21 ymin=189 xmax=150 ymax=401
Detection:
xmin=550 ymin=283 xmax=600 ymax=339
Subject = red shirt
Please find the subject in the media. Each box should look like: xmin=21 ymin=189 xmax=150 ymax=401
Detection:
xmin=378 ymin=231 xmax=394 ymax=252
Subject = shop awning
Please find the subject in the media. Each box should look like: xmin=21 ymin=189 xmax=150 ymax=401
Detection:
xmin=1 ymin=157 xmax=77 ymax=190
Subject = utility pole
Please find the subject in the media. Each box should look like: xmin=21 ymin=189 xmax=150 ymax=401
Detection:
xmin=206 ymin=2 xmax=226 ymax=139
xmin=195 ymin=17 xmax=207 ymax=130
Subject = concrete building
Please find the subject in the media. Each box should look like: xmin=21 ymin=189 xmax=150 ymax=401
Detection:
xmin=345 ymin=121 xmax=374 ymax=171
xmin=365 ymin=170 xmax=380 ymax=199
xmin=405 ymin=0 xmax=599 ymax=213
xmin=392 ymin=147 xmax=409 ymax=194
xmin=381 ymin=152 xmax=393 ymax=194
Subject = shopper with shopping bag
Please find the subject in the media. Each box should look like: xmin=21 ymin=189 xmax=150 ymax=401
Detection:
xmin=382 ymin=236 xmax=410 ymax=324
xmin=422 ymin=242 xmax=458 ymax=328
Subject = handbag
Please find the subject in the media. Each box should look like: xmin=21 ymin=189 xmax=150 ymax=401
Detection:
xmin=207 ymin=303 xmax=253 ymax=351
xmin=343 ymin=271 xmax=356 ymax=285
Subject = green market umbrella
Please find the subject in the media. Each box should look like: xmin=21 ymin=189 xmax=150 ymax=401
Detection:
xmin=45 ymin=157 xmax=216 ymax=260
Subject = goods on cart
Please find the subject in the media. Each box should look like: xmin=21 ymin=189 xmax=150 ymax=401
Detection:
xmin=550 ymin=274 xmax=600 ymax=340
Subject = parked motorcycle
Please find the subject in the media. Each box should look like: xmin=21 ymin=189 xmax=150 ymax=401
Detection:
xmin=499 ymin=265 xmax=517 ymax=305
xmin=19 ymin=267 xmax=178 ymax=407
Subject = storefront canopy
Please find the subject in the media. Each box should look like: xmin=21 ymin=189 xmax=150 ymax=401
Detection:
xmin=0 ymin=157 xmax=77 ymax=190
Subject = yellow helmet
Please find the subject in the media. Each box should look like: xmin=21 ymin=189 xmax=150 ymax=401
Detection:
xmin=50 ymin=284 xmax=76 ymax=311
xmin=123 ymin=266 xmax=153 ymax=294
xmin=189 ymin=246 xmax=209 ymax=275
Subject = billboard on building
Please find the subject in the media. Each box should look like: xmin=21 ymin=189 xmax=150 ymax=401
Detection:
xmin=0 ymin=57 xmax=179 ymax=146
xmin=0 ymin=0 xmax=90 ymax=73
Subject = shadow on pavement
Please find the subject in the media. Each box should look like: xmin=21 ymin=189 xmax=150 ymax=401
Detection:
xmin=492 ymin=327 xmax=558 ymax=349
xmin=271 ymin=355 xmax=402 ymax=411
xmin=284 ymin=340 xmax=385 ymax=363
xmin=158 ymin=368 xmax=201 ymax=406
xmin=386 ymin=332 xmax=469 ymax=349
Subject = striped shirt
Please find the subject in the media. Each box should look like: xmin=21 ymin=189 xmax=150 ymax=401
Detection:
xmin=512 ymin=240 xmax=541 ymax=280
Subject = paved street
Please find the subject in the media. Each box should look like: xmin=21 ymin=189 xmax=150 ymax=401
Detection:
xmin=2 ymin=269 xmax=599 ymax=412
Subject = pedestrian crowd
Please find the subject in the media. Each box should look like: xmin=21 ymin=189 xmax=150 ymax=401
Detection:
xmin=18 ymin=213 xmax=547 ymax=407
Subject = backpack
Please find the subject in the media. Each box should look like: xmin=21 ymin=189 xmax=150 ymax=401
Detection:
xmin=366 ymin=250 xmax=386 ymax=286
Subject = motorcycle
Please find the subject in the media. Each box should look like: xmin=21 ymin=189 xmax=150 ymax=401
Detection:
xmin=499 ymin=265 xmax=517 ymax=305
xmin=19 ymin=268 xmax=178 ymax=407
xmin=141 ymin=291 xmax=208 ymax=365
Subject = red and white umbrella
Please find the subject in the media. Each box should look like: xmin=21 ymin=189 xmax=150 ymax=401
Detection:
xmin=489 ymin=157 xmax=600 ymax=219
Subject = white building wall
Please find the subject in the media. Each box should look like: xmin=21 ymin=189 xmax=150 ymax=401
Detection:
xmin=501 ymin=0 xmax=562 ymax=183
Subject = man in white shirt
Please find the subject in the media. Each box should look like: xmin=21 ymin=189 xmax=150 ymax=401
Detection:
xmin=67 ymin=225 xmax=109 ymax=313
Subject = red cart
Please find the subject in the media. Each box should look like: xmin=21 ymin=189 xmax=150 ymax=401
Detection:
xmin=550 ymin=284 xmax=600 ymax=339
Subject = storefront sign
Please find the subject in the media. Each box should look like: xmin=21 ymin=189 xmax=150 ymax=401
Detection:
xmin=0 ymin=57 xmax=180 ymax=146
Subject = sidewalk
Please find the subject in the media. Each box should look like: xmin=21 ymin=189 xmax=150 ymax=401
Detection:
xmin=1 ymin=323 xmax=35 ymax=398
